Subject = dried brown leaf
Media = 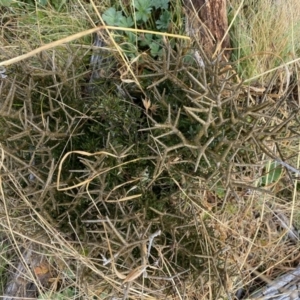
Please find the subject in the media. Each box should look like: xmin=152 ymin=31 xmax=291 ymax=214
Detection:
xmin=142 ymin=98 xmax=151 ymax=113
xmin=123 ymin=265 xmax=148 ymax=283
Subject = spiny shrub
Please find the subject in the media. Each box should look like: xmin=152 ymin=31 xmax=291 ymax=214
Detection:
xmin=134 ymin=43 xmax=298 ymax=189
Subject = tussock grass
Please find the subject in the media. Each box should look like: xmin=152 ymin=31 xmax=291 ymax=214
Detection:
xmin=230 ymin=0 xmax=300 ymax=84
xmin=0 ymin=0 xmax=300 ymax=299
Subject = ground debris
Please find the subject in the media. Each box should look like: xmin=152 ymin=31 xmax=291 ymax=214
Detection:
xmin=246 ymin=266 xmax=300 ymax=300
xmin=4 ymin=243 xmax=52 ymax=300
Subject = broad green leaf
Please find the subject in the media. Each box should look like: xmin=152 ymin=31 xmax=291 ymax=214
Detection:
xmin=102 ymin=7 xmax=124 ymax=26
xmin=119 ymin=16 xmax=134 ymax=28
xmin=133 ymin=0 xmax=151 ymax=11
xmin=127 ymin=32 xmax=138 ymax=45
xmin=134 ymin=0 xmax=152 ymax=23
xmin=139 ymin=33 xmax=153 ymax=46
xmin=152 ymin=0 xmax=169 ymax=10
xmin=156 ymin=10 xmax=171 ymax=30
xmin=150 ymin=42 xmax=162 ymax=57
xmin=135 ymin=10 xmax=151 ymax=23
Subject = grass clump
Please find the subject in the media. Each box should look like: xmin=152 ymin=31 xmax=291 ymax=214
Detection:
xmin=0 ymin=0 xmax=300 ymax=299
xmin=229 ymin=0 xmax=300 ymax=84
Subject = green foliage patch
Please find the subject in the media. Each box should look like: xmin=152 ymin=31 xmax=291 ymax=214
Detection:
xmin=102 ymin=0 xmax=173 ymax=58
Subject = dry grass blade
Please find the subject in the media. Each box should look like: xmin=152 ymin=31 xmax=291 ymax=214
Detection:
xmin=123 ymin=265 xmax=148 ymax=284
xmin=0 ymin=26 xmax=190 ymax=68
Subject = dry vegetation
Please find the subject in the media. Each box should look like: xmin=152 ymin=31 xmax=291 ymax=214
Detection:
xmin=0 ymin=0 xmax=300 ymax=299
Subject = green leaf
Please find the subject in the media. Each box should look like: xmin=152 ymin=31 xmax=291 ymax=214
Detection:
xmin=261 ymin=161 xmax=282 ymax=186
xmin=133 ymin=0 xmax=151 ymax=11
xmin=139 ymin=33 xmax=153 ymax=46
xmin=119 ymin=16 xmax=134 ymax=28
xmin=38 ymin=288 xmax=75 ymax=299
xmin=102 ymin=7 xmax=124 ymax=26
xmin=134 ymin=0 xmax=152 ymax=23
xmin=152 ymin=0 xmax=169 ymax=10
xmin=150 ymin=42 xmax=162 ymax=57
xmin=127 ymin=31 xmax=137 ymax=45
xmin=156 ymin=10 xmax=171 ymax=30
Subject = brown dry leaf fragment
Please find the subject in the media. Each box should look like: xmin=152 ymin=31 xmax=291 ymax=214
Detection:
xmin=34 ymin=262 xmax=50 ymax=276
xmin=123 ymin=265 xmax=148 ymax=283
xmin=113 ymin=263 xmax=127 ymax=280
xmin=34 ymin=262 xmax=53 ymax=288
xmin=149 ymin=103 xmax=159 ymax=114
xmin=142 ymin=98 xmax=151 ymax=113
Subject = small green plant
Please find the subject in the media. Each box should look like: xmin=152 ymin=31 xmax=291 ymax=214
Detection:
xmin=260 ymin=160 xmax=282 ymax=186
xmin=102 ymin=0 xmax=172 ymax=58
xmin=38 ymin=288 xmax=75 ymax=300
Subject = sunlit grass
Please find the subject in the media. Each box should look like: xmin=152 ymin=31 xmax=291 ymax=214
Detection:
xmin=230 ymin=0 xmax=300 ymax=84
